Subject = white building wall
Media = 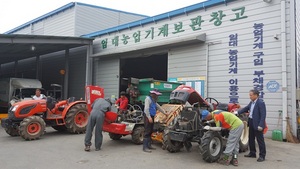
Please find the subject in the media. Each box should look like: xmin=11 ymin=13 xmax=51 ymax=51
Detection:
xmin=11 ymin=7 xmax=75 ymax=36
xmin=296 ymin=0 xmax=300 ymax=88
xmin=168 ymin=44 xmax=207 ymax=78
xmin=43 ymin=8 xmax=75 ymax=36
xmin=93 ymin=57 xmax=120 ymax=101
xmin=9 ymin=3 xmax=147 ymax=36
xmin=92 ymin=0 xmax=294 ymax=137
xmin=75 ymin=5 xmax=147 ymax=37
xmin=12 ymin=26 xmax=31 ymax=34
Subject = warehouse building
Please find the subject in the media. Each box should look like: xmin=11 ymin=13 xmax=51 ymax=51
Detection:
xmin=82 ymin=0 xmax=300 ymax=139
xmin=0 ymin=2 xmax=147 ymax=99
xmin=1 ymin=0 xmax=299 ymax=139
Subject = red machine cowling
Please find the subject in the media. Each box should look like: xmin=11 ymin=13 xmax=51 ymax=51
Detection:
xmin=85 ymin=85 xmax=104 ymax=113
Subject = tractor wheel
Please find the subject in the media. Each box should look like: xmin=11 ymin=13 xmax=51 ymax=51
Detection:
xmin=65 ymin=103 xmax=88 ymax=134
xmin=109 ymin=133 xmax=122 ymax=140
xmin=131 ymin=126 xmax=144 ymax=144
xmin=163 ymin=129 xmax=183 ymax=153
xmin=19 ymin=116 xmax=46 ymax=141
xmin=52 ymin=125 xmax=67 ymax=132
xmin=200 ymin=131 xmax=223 ymax=163
xmin=239 ymin=114 xmax=249 ymax=152
xmin=5 ymin=127 xmax=20 ymax=137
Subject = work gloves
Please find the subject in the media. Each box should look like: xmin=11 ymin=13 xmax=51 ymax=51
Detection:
xmin=203 ymin=126 xmax=222 ymax=131
xmin=233 ymin=110 xmax=238 ymax=115
xmin=204 ymin=120 xmax=215 ymax=124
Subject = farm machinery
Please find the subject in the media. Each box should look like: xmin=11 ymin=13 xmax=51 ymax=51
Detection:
xmin=101 ymin=78 xmax=182 ymax=144
xmin=102 ymin=103 xmax=145 ymax=144
xmin=1 ymin=85 xmax=103 ymax=140
xmin=151 ymin=85 xmax=249 ymax=162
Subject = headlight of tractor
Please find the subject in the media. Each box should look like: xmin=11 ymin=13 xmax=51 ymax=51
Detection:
xmin=11 ymin=105 xmax=19 ymax=112
xmin=8 ymin=105 xmax=19 ymax=119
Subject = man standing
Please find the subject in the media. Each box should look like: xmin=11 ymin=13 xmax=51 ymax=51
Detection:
xmin=202 ymin=109 xmax=244 ymax=166
xmin=142 ymin=89 xmax=166 ymax=153
xmin=238 ymin=89 xmax=266 ymax=162
xmin=32 ymin=89 xmax=46 ymax=100
xmin=84 ymin=98 xmax=112 ymax=151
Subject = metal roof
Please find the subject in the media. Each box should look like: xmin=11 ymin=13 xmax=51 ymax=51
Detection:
xmin=82 ymin=0 xmax=236 ymax=38
xmin=4 ymin=2 xmax=148 ymax=34
xmin=0 ymin=34 xmax=94 ymax=65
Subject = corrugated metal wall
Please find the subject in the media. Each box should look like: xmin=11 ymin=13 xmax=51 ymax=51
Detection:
xmin=206 ymin=1 xmax=286 ymax=135
xmin=68 ymin=47 xmax=87 ymax=99
xmin=38 ymin=47 xmax=87 ymax=99
xmin=168 ymin=44 xmax=206 ymax=78
xmin=75 ymin=5 xmax=147 ymax=37
xmin=11 ymin=3 xmax=147 ymax=36
xmin=3 ymin=2 xmax=148 ymax=100
xmin=296 ymin=0 xmax=300 ymax=88
xmin=43 ymin=8 xmax=75 ymax=36
xmin=40 ymin=51 xmax=66 ymax=91
xmin=0 ymin=58 xmax=36 ymax=78
xmin=92 ymin=0 xmax=292 ymax=137
xmin=93 ymin=57 xmax=120 ymax=101
xmin=12 ymin=7 xmax=75 ymax=36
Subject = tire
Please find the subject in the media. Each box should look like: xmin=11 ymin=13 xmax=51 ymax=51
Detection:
xmin=239 ymin=114 xmax=249 ymax=152
xmin=65 ymin=103 xmax=88 ymax=134
xmin=19 ymin=116 xmax=46 ymax=141
xmin=131 ymin=126 xmax=144 ymax=144
xmin=163 ymin=129 xmax=183 ymax=153
xmin=5 ymin=127 xmax=20 ymax=137
xmin=52 ymin=125 xmax=67 ymax=132
xmin=109 ymin=133 xmax=122 ymax=140
xmin=200 ymin=131 xmax=223 ymax=163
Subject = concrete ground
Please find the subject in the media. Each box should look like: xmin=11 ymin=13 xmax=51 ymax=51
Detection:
xmin=0 ymin=127 xmax=299 ymax=169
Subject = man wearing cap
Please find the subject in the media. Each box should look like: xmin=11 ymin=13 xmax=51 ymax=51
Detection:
xmin=142 ymin=89 xmax=166 ymax=153
xmin=202 ymin=109 xmax=244 ymax=166
xmin=84 ymin=98 xmax=112 ymax=152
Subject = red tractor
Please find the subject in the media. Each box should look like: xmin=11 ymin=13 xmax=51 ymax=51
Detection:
xmin=1 ymin=85 xmax=104 ymax=140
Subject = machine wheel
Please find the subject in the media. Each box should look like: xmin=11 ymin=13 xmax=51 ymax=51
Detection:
xmin=131 ymin=126 xmax=144 ymax=144
xmin=200 ymin=131 xmax=223 ymax=163
xmin=238 ymin=114 xmax=249 ymax=152
xmin=52 ymin=125 xmax=67 ymax=132
xmin=109 ymin=133 xmax=122 ymax=140
xmin=5 ymin=127 xmax=20 ymax=137
xmin=19 ymin=116 xmax=46 ymax=141
xmin=163 ymin=129 xmax=183 ymax=153
xmin=65 ymin=103 xmax=88 ymax=134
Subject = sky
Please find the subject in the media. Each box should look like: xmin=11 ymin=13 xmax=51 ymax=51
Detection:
xmin=0 ymin=0 xmax=205 ymax=34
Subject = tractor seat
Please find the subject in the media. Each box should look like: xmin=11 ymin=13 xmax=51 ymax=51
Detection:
xmin=58 ymin=106 xmax=65 ymax=111
xmin=46 ymin=97 xmax=56 ymax=110
xmin=216 ymin=103 xmax=228 ymax=111
xmin=68 ymin=97 xmax=75 ymax=104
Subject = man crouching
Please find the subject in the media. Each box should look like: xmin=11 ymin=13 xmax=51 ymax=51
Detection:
xmin=202 ymin=109 xmax=244 ymax=166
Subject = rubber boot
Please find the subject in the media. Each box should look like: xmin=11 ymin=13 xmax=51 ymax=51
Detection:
xmin=143 ymin=138 xmax=152 ymax=153
xmin=230 ymin=154 xmax=238 ymax=166
xmin=218 ymin=154 xmax=230 ymax=166
xmin=148 ymin=138 xmax=156 ymax=150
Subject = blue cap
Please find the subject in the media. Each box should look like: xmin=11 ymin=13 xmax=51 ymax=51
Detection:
xmin=202 ymin=110 xmax=210 ymax=120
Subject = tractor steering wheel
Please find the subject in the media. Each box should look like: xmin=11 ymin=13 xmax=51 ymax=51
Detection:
xmin=205 ymin=97 xmax=219 ymax=107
